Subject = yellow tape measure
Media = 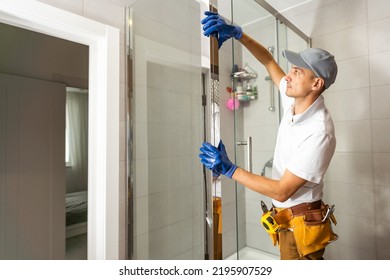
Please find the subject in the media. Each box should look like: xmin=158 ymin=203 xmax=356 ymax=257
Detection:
xmin=261 ymin=212 xmax=280 ymax=234
xmin=260 ymin=201 xmax=280 ymax=234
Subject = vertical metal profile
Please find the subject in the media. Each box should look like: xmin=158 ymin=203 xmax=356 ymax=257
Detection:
xmin=236 ymin=136 xmax=252 ymax=172
xmin=247 ymin=136 xmax=252 ymax=173
xmin=125 ymin=6 xmax=134 ymax=260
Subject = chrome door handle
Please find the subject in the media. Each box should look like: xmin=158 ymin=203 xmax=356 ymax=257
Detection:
xmin=236 ymin=136 xmax=252 ymax=172
xmin=265 ymin=76 xmax=275 ymax=111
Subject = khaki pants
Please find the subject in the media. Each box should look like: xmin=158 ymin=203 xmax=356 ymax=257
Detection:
xmin=279 ymin=230 xmax=325 ymax=260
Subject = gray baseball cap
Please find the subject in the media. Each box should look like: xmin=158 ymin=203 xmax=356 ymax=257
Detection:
xmin=282 ymin=48 xmax=338 ymax=89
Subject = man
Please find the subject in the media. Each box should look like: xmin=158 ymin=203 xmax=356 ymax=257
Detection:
xmin=199 ymin=11 xmax=338 ymax=260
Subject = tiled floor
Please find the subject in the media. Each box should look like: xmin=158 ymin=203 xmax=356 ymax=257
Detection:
xmin=66 ymin=233 xmax=87 ymax=260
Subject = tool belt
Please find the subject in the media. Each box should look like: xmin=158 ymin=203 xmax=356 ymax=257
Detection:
xmin=273 ymin=200 xmax=323 ymax=225
xmin=264 ymin=200 xmax=338 ymax=257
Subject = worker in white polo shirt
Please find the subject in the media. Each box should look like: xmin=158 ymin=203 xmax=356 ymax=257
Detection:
xmin=199 ymin=11 xmax=339 ymax=260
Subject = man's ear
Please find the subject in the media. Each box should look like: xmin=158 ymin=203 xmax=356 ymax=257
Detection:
xmin=313 ymin=77 xmax=325 ymax=91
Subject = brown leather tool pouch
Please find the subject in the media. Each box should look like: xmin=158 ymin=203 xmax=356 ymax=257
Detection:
xmin=290 ymin=205 xmax=338 ymax=257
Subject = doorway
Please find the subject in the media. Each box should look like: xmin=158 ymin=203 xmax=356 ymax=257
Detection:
xmin=0 ymin=0 xmax=120 ymax=259
xmin=0 ymin=21 xmax=89 ymax=260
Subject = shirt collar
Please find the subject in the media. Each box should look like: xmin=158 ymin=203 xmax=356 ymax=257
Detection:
xmin=290 ymin=95 xmax=325 ymax=125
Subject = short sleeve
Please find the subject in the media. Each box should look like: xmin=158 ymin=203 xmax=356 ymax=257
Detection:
xmin=287 ymin=132 xmax=336 ymax=184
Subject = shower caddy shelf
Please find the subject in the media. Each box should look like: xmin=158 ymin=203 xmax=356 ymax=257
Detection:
xmin=231 ymin=64 xmax=258 ymax=102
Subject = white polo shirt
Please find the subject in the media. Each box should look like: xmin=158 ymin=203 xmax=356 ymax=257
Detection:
xmin=272 ymin=78 xmax=336 ymax=208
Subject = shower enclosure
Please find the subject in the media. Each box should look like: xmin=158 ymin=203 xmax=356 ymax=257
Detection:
xmin=217 ymin=0 xmax=311 ymax=260
xmin=126 ymin=0 xmax=207 ymax=259
xmin=126 ymin=0 xmax=310 ymax=260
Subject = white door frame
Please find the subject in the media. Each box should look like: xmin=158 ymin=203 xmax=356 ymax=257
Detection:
xmin=0 ymin=0 xmax=120 ymax=259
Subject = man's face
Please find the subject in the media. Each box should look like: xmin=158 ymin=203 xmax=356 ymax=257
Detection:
xmin=284 ymin=66 xmax=318 ymax=98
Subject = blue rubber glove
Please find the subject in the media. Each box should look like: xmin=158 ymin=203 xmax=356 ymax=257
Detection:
xmin=201 ymin=11 xmax=243 ymax=48
xmin=199 ymin=140 xmax=237 ymax=178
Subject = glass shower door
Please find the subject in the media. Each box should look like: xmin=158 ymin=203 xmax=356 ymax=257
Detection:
xmin=218 ymin=0 xmax=310 ymax=260
xmin=127 ymin=1 xmax=206 ymax=260
xmin=230 ymin=11 xmax=283 ymax=259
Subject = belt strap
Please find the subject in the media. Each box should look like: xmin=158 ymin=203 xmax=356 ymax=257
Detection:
xmin=273 ymin=200 xmax=323 ymax=225
xmin=289 ymin=200 xmax=322 ymax=214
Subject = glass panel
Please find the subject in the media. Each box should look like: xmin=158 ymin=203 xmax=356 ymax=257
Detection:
xmin=127 ymin=1 xmax=205 ymax=259
xmin=232 ymin=0 xmax=281 ymax=260
xmin=216 ymin=0 xmax=310 ymax=260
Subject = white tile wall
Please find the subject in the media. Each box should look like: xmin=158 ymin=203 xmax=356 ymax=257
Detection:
xmin=333 ymin=120 xmax=372 ymax=152
xmin=371 ymin=85 xmax=390 ymax=119
xmin=370 ymin=51 xmax=390 ymax=86
xmin=367 ymin=0 xmax=390 ymax=21
xmin=314 ymin=25 xmax=369 ymax=61
xmin=373 ymin=119 xmax=390 ymax=152
xmin=325 ymin=88 xmax=371 ymax=121
xmin=373 ymin=153 xmax=390 ymax=186
xmin=294 ymin=0 xmax=390 ymax=259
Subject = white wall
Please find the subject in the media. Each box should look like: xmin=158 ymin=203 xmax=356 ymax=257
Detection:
xmin=0 ymin=74 xmax=66 ymax=259
xmin=274 ymin=0 xmax=390 ymax=260
xmin=0 ymin=23 xmax=89 ymax=88
xmin=239 ymin=0 xmax=390 ymax=260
